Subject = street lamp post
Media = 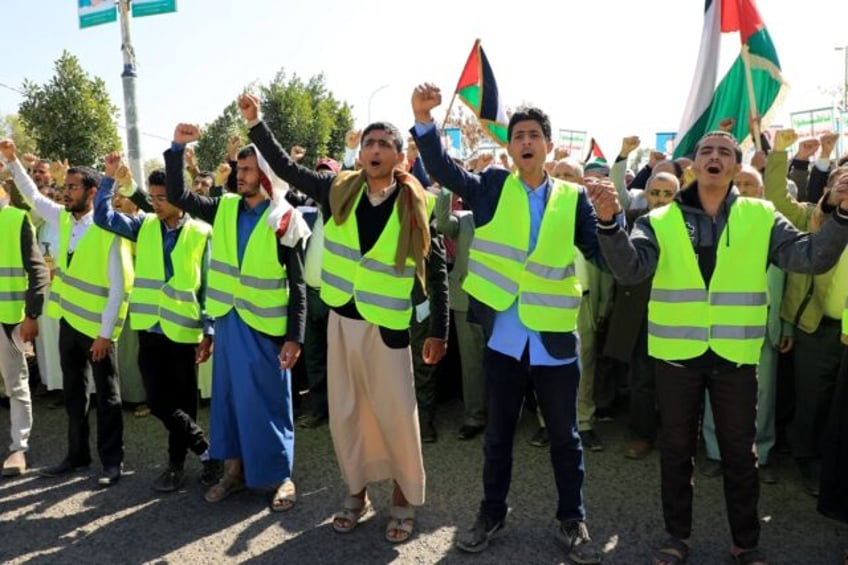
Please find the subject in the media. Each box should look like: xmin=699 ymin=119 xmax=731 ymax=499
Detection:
xmin=367 ymin=84 xmax=390 ymax=125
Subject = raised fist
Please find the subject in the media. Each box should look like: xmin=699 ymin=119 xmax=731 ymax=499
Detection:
xmin=215 ymin=162 xmax=232 ymax=186
xmin=718 ymin=117 xmax=736 ymax=133
xmin=226 ymin=134 xmax=242 ymax=161
xmin=620 ymin=136 xmax=640 ymax=157
xmin=238 ymin=93 xmax=261 ymax=123
xmin=411 ymin=83 xmax=442 ymax=122
xmin=173 ymin=123 xmax=201 ymax=145
xmin=820 ymin=132 xmax=839 ymax=158
xmin=290 ymin=145 xmax=306 ymax=163
xmin=115 ymin=163 xmax=133 ymax=188
xmin=21 ymin=153 xmax=38 ymax=169
xmin=104 ymin=152 xmax=123 ymax=178
xmin=345 ymin=130 xmax=362 ymax=150
xmin=648 ymin=151 xmax=666 ymax=168
xmin=774 ymin=129 xmax=800 ymax=153
xmin=553 ymin=146 xmax=571 ymax=161
xmin=49 ymin=159 xmax=69 ymax=187
xmin=0 ymin=139 xmax=18 ymax=162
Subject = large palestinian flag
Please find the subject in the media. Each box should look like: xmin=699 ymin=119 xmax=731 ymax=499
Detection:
xmin=673 ymin=0 xmax=787 ymax=158
xmin=455 ymin=39 xmax=509 ymax=146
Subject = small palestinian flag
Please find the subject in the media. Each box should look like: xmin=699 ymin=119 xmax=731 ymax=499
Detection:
xmin=583 ymin=138 xmax=609 ymax=174
xmin=455 ymin=39 xmax=509 ymax=147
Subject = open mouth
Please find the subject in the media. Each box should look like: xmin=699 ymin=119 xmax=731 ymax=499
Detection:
xmin=520 ymin=151 xmax=533 ymax=160
xmin=369 ymin=159 xmax=382 ymax=168
xmin=706 ymin=164 xmax=721 ymax=174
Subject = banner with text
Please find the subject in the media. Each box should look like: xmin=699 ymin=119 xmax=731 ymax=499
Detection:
xmin=78 ymin=0 xmax=117 ymax=29
xmin=557 ymin=129 xmax=586 ymax=157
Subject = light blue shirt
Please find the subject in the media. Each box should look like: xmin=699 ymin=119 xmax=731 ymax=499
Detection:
xmin=487 ymin=178 xmax=576 ymax=366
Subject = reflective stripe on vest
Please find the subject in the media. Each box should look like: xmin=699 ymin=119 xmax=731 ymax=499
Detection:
xmin=46 ymin=212 xmax=134 ymax=340
xmin=128 ymin=215 xmax=210 ymax=343
xmin=647 ymin=197 xmax=774 ymax=364
xmin=0 ymin=207 xmax=28 ymax=324
xmin=843 ymin=296 xmax=847 ymax=336
xmin=320 ymin=185 xmax=435 ymax=330
xmin=205 ymin=195 xmax=288 ymax=336
xmin=462 ymin=174 xmax=582 ymax=332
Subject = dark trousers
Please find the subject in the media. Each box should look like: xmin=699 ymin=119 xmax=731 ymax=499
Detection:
xmin=628 ymin=320 xmax=658 ymax=441
xmin=791 ymin=320 xmax=843 ymax=476
xmin=59 ymin=318 xmax=123 ymax=467
xmin=304 ymin=287 xmax=329 ymax=419
xmin=655 ymin=361 xmax=759 ymax=549
xmin=480 ymin=346 xmax=584 ymax=523
xmin=412 ymin=314 xmax=437 ymax=426
xmin=138 ymin=331 xmax=208 ymax=466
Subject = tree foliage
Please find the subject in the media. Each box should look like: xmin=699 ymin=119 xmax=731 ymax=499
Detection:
xmin=195 ymin=101 xmax=246 ymax=171
xmin=18 ymin=51 xmax=121 ymax=167
xmin=261 ymin=71 xmax=354 ymax=169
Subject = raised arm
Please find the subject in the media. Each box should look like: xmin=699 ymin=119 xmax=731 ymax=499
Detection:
xmin=0 ymin=139 xmax=62 ymax=226
xmin=165 ymin=124 xmax=220 ymax=224
xmin=237 ymin=94 xmax=335 ymax=210
xmin=93 ymin=152 xmax=145 ymax=241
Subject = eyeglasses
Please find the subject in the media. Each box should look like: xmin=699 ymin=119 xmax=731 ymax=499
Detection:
xmin=648 ymin=189 xmax=675 ymax=197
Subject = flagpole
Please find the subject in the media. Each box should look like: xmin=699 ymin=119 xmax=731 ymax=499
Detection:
xmin=440 ymin=92 xmax=458 ymax=130
xmin=443 ymin=38 xmax=481 ymax=130
xmin=741 ymin=44 xmax=763 ymax=151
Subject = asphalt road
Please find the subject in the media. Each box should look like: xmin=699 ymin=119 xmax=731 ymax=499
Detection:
xmin=1 ymin=393 xmax=846 ymax=564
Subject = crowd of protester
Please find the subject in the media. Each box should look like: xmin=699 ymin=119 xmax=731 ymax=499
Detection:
xmin=0 ymin=86 xmax=846 ymax=564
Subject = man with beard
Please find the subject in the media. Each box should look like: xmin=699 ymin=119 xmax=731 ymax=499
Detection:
xmin=164 ymin=123 xmax=307 ymax=512
xmin=2 ymin=139 xmax=134 ymax=488
xmin=591 ymin=130 xmax=848 ymax=565
xmin=239 ymin=93 xmax=448 ymax=544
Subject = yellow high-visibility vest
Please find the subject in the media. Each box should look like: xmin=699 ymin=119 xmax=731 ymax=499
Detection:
xmin=206 ymin=195 xmax=288 ymax=336
xmin=648 ymin=197 xmax=775 ymax=364
xmin=47 ymin=211 xmax=133 ymax=340
xmin=129 ymin=214 xmax=211 ymax=343
xmin=320 ymin=187 xmax=435 ymax=330
xmin=0 ymin=206 xmax=28 ymax=324
xmin=462 ymin=174 xmax=582 ymax=332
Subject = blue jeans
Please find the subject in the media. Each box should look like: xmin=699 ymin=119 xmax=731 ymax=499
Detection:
xmin=479 ymin=346 xmax=585 ymax=523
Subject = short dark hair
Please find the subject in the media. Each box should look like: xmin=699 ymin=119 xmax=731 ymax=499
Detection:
xmin=67 ymin=166 xmax=101 ymax=190
xmin=362 ymin=122 xmax=403 ymax=152
xmin=694 ymin=131 xmax=742 ymax=163
xmin=195 ymin=171 xmax=215 ymax=184
xmin=237 ymin=146 xmax=257 ymax=160
xmin=148 ymin=168 xmax=166 ymax=188
xmin=508 ymin=107 xmax=552 ymax=142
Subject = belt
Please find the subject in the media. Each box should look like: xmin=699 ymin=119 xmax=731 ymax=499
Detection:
xmin=820 ymin=316 xmax=842 ymax=327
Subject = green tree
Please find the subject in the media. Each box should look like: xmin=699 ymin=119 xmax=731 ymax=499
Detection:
xmin=260 ymin=70 xmax=354 ymax=169
xmin=195 ymin=101 xmax=246 ymax=171
xmin=18 ymin=50 xmax=121 ymax=167
xmin=1 ymin=114 xmax=37 ymax=156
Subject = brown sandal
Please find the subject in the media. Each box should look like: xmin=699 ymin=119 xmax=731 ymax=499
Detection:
xmin=204 ymin=474 xmax=245 ymax=503
xmin=333 ymin=495 xmax=372 ymax=533
xmin=270 ymin=479 xmax=296 ymax=512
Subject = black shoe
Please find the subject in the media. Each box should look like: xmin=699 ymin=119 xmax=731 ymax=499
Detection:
xmin=39 ymin=458 xmax=90 ymax=477
xmin=200 ymin=459 xmax=223 ymax=487
xmin=579 ymin=430 xmax=604 ymax=452
xmin=595 ymin=408 xmax=615 ymax=423
xmin=0 ymin=395 xmax=9 ymax=409
xmin=457 ymin=424 xmax=485 ymax=441
xmin=153 ymin=464 xmax=185 ymax=493
xmin=803 ymin=477 xmax=820 ymax=498
xmin=420 ymin=421 xmax=438 ymax=444
xmin=98 ymin=464 xmax=123 ymax=487
xmin=558 ymin=520 xmax=601 ymax=564
xmin=297 ymin=413 xmax=327 ymax=429
xmin=700 ymin=459 xmax=722 ymax=478
xmin=455 ymin=515 xmax=505 ymax=553
xmin=529 ymin=426 xmax=549 ymax=447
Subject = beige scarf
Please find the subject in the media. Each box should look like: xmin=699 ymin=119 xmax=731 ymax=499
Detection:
xmin=329 ymin=169 xmax=430 ymax=290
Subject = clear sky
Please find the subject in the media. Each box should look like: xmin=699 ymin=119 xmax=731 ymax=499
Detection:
xmin=1 ymin=0 xmax=847 ymax=163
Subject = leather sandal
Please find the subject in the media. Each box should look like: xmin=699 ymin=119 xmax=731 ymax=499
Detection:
xmin=332 ymin=495 xmax=372 ymax=533
xmin=204 ymin=474 xmax=245 ymax=503
xmin=270 ymin=478 xmax=296 ymax=512
xmin=385 ymin=505 xmax=415 ymax=544
xmin=653 ymin=536 xmax=691 ymax=564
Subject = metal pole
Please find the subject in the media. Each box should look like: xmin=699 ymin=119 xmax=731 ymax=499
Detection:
xmin=366 ymin=84 xmax=389 ymax=125
xmin=119 ymin=0 xmax=143 ymax=186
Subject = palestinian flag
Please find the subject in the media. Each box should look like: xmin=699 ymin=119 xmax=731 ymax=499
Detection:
xmin=584 ymin=138 xmax=608 ymax=167
xmin=455 ymin=39 xmax=509 ymax=146
xmin=673 ymin=0 xmax=787 ymax=158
